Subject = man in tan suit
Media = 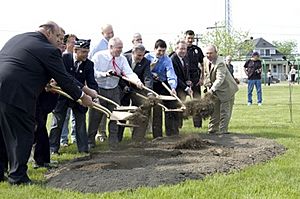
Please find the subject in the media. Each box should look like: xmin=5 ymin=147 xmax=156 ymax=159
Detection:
xmin=203 ymin=45 xmax=238 ymax=134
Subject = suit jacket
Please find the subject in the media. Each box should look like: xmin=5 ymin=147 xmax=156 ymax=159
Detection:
xmin=36 ymin=90 xmax=58 ymax=114
xmin=203 ymin=56 xmax=238 ymax=102
xmin=123 ymin=53 xmax=153 ymax=90
xmin=54 ymin=53 xmax=98 ymax=113
xmin=170 ymin=53 xmax=190 ymax=92
xmin=0 ymin=32 xmax=82 ymax=115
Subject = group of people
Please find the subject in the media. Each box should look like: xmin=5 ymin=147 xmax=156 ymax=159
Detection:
xmin=0 ymin=21 xmax=239 ymax=185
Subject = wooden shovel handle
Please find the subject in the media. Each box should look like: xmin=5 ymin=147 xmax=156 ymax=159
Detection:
xmin=96 ymin=94 xmax=120 ymax=108
xmin=117 ymin=75 xmax=160 ymax=97
xmin=161 ymin=82 xmax=186 ymax=108
xmin=48 ymin=85 xmax=111 ymax=118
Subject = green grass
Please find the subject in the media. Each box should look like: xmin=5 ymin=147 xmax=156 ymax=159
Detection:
xmin=1 ymin=82 xmax=300 ymax=199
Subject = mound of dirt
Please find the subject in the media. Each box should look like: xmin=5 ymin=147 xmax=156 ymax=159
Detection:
xmin=45 ymin=133 xmax=286 ymax=193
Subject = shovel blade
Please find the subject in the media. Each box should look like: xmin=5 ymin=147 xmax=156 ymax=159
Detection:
xmin=158 ymin=95 xmax=177 ymax=101
xmin=115 ymin=106 xmax=139 ymax=111
xmin=164 ymin=109 xmax=184 ymax=112
xmin=116 ymin=121 xmax=139 ymax=127
xmin=110 ymin=111 xmax=133 ymax=121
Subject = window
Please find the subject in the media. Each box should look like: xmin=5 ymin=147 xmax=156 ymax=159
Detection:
xmin=265 ymin=49 xmax=270 ymax=56
xmin=260 ymin=49 xmax=264 ymax=55
xmin=273 ymin=65 xmax=277 ymax=73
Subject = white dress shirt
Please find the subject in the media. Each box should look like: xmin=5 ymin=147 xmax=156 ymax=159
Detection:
xmin=92 ymin=50 xmax=141 ymax=89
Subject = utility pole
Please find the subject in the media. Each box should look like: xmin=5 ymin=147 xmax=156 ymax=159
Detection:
xmin=194 ymin=33 xmax=201 ymax=46
xmin=225 ymin=0 xmax=232 ymax=34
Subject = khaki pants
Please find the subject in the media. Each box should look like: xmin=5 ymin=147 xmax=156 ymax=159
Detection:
xmin=208 ymin=96 xmax=235 ymax=134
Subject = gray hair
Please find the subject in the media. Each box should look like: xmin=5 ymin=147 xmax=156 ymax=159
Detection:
xmin=176 ymin=39 xmax=187 ymax=46
xmin=205 ymin=44 xmax=218 ymax=53
xmin=39 ymin=21 xmax=60 ymax=34
xmin=132 ymin=44 xmax=145 ymax=52
xmin=132 ymin=33 xmax=142 ymax=42
xmin=108 ymin=37 xmax=122 ymax=47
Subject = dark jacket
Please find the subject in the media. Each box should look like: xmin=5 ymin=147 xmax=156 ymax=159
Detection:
xmin=123 ymin=53 xmax=153 ymax=90
xmin=244 ymin=59 xmax=262 ymax=80
xmin=0 ymin=32 xmax=82 ymax=115
xmin=170 ymin=53 xmax=190 ymax=92
xmin=36 ymin=90 xmax=58 ymax=114
xmin=54 ymin=53 xmax=98 ymax=113
xmin=186 ymin=45 xmax=204 ymax=83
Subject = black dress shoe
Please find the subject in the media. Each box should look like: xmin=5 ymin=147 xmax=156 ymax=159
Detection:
xmin=33 ymin=162 xmax=58 ymax=169
xmin=9 ymin=179 xmax=32 ymax=186
xmin=0 ymin=176 xmax=8 ymax=182
xmin=220 ymin=131 xmax=230 ymax=134
xmin=194 ymin=125 xmax=202 ymax=128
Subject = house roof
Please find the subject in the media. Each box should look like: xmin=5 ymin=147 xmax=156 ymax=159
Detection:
xmin=243 ymin=37 xmax=284 ymax=59
xmin=253 ymin=37 xmax=276 ymax=48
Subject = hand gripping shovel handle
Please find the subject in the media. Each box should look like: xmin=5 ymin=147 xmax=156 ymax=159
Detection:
xmin=109 ymin=71 xmax=160 ymax=97
xmin=96 ymin=94 xmax=138 ymax=111
xmin=160 ymin=81 xmax=186 ymax=109
xmin=49 ymin=85 xmax=137 ymax=122
xmin=48 ymin=85 xmax=111 ymax=118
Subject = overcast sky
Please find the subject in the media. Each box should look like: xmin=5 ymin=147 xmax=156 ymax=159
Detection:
xmin=1 ymin=0 xmax=300 ymax=52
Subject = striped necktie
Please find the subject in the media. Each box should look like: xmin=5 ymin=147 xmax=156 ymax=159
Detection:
xmin=74 ymin=60 xmax=80 ymax=72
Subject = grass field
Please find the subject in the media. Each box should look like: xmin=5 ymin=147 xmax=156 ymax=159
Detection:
xmin=0 ymin=82 xmax=300 ymax=199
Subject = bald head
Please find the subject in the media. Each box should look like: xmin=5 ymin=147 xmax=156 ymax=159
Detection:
xmin=38 ymin=21 xmax=62 ymax=48
xmin=205 ymin=45 xmax=218 ymax=61
xmin=101 ymin=24 xmax=114 ymax=41
xmin=132 ymin=33 xmax=143 ymax=45
xmin=38 ymin=21 xmax=60 ymax=34
xmin=225 ymin=55 xmax=232 ymax=64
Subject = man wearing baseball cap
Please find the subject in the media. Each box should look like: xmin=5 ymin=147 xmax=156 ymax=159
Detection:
xmin=49 ymin=39 xmax=98 ymax=154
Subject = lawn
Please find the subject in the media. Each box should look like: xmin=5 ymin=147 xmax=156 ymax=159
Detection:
xmin=1 ymin=83 xmax=300 ymax=199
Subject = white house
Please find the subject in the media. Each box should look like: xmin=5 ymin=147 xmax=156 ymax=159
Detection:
xmin=233 ymin=37 xmax=292 ymax=81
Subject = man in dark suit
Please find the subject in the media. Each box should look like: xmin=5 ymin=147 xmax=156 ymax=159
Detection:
xmin=118 ymin=44 xmax=153 ymax=141
xmin=49 ymin=39 xmax=98 ymax=154
xmin=170 ymin=40 xmax=193 ymax=132
xmin=33 ymin=89 xmax=58 ymax=169
xmin=32 ymin=27 xmax=65 ymax=169
xmin=0 ymin=21 xmax=95 ymax=185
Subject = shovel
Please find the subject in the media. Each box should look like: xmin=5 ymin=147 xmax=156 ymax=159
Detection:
xmin=96 ymin=94 xmax=138 ymax=111
xmin=47 ymin=85 xmax=138 ymax=126
xmin=160 ymin=81 xmax=186 ymax=110
xmin=109 ymin=72 xmax=177 ymax=101
xmin=134 ymin=92 xmax=183 ymax=112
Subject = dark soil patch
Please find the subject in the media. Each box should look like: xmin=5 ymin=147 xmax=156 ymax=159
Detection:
xmin=45 ymin=133 xmax=286 ymax=193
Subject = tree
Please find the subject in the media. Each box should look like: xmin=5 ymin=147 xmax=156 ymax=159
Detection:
xmin=200 ymin=22 xmax=254 ymax=60
xmin=272 ymin=40 xmax=298 ymax=60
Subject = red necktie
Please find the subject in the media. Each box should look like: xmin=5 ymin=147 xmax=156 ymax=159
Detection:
xmin=112 ymin=57 xmax=125 ymax=76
